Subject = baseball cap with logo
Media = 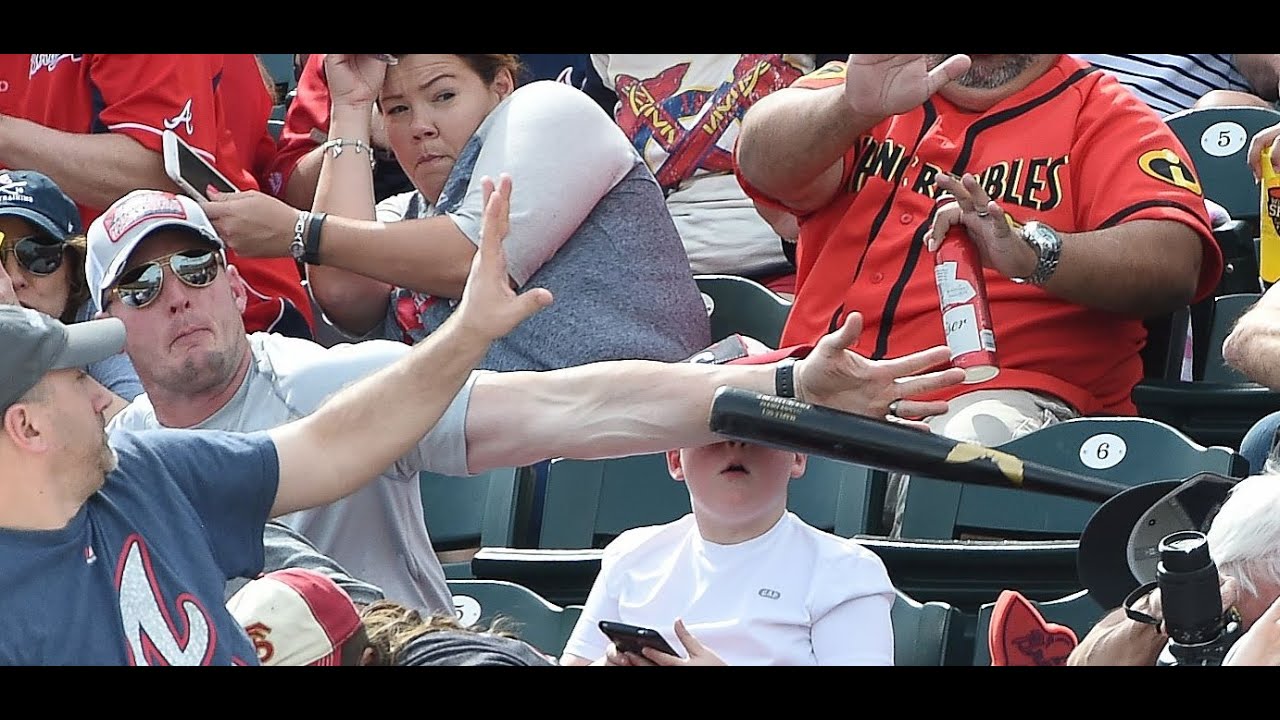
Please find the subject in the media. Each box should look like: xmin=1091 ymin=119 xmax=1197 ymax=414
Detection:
xmin=226 ymin=568 xmax=363 ymax=666
xmin=85 ymin=189 xmax=224 ymax=313
xmin=0 ymin=304 xmax=126 ymax=410
xmin=0 ymin=170 xmax=83 ymax=241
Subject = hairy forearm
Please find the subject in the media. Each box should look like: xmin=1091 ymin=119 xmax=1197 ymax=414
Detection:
xmin=1235 ymin=55 xmax=1280 ymax=101
xmin=1067 ymin=608 xmax=1164 ymax=666
xmin=464 ymin=361 xmax=776 ymax=472
xmin=270 ymin=318 xmax=491 ymax=516
xmin=735 ymin=86 xmax=877 ymax=212
xmin=1222 ymin=295 xmax=1279 ymax=387
xmin=1039 ymin=220 xmax=1203 ymax=317
xmin=0 ymin=116 xmax=179 ymax=211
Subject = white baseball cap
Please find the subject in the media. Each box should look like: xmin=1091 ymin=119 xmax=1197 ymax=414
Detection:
xmin=85 ymin=190 xmax=225 ymax=312
xmin=226 ymin=568 xmax=363 ymax=666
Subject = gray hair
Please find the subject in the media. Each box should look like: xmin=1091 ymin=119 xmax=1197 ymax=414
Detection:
xmin=1206 ymin=474 xmax=1280 ymax=601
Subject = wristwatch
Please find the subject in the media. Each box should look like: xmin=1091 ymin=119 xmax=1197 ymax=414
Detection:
xmin=289 ymin=212 xmax=308 ymax=261
xmin=775 ymin=357 xmax=797 ymax=399
xmin=1010 ymin=220 xmax=1062 ymax=286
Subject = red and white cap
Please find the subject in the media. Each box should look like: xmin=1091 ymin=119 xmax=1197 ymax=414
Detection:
xmin=84 ymin=189 xmax=225 ymax=313
xmin=226 ymin=568 xmax=362 ymax=666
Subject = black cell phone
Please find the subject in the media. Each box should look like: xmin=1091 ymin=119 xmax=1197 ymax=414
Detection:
xmin=598 ymin=620 xmax=679 ymax=657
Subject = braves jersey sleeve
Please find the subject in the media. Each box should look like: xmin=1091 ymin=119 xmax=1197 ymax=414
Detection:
xmin=112 ymin=428 xmax=279 ymax=580
xmin=1069 ymin=78 xmax=1222 ymax=301
xmin=86 ymin=54 xmax=255 ymax=190
xmin=265 ymin=53 xmax=330 ymax=198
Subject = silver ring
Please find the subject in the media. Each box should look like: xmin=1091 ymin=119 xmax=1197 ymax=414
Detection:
xmin=887 ymin=400 xmax=902 ymax=418
xmin=975 ymin=210 xmax=990 ymax=218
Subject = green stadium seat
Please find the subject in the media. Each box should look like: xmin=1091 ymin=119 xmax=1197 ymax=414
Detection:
xmin=420 ymin=466 xmax=532 ymax=578
xmin=448 ymin=579 xmax=581 ymax=658
xmin=695 ymin=274 xmax=792 ymax=348
xmin=892 ymin=590 xmax=959 ymax=666
xmin=1165 ymin=105 xmax=1280 ymax=233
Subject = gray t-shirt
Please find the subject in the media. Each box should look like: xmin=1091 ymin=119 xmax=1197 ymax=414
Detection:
xmin=109 ymin=332 xmax=478 ymax=615
xmin=381 ymin=80 xmax=711 ymax=372
xmin=75 ymin=301 xmax=144 ymax=401
xmin=223 ymin=520 xmax=386 ymax=608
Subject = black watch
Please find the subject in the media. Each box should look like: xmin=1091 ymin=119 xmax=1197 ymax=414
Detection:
xmin=304 ymin=211 xmax=327 ymax=265
xmin=775 ymin=357 xmax=797 ymax=398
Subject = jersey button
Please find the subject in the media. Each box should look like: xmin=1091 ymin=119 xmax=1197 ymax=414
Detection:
xmin=872 ymin=272 xmax=885 ymax=283
xmin=900 ymin=213 xmax=914 ymax=224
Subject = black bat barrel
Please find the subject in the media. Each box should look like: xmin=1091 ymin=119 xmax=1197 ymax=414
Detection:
xmin=708 ymin=387 xmax=1128 ymax=504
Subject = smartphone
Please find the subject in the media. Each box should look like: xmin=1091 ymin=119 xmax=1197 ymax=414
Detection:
xmin=162 ymin=129 xmax=239 ymax=201
xmin=598 ymin=620 xmax=679 ymax=657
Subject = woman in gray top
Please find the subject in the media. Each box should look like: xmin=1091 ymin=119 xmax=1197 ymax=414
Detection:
xmin=0 ymin=170 xmax=143 ymax=407
xmin=204 ymin=54 xmax=711 ymax=371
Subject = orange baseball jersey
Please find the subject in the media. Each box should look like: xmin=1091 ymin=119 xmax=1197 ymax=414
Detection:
xmin=0 ymin=54 xmax=314 ymax=336
xmin=736 ymin=55 xmax=1222 ymax=416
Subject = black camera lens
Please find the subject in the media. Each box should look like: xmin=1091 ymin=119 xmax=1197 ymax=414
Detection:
xmin=1157 ymin=531 xmax=1224 ymax=646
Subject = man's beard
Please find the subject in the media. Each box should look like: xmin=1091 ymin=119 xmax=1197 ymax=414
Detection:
xmin=926 ymin=54 xmax=1039 ymax=90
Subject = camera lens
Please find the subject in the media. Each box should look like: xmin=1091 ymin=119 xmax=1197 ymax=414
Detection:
xmin=1157 ymin=531 xmax=1223 ymax=646
xmin=1159 ymin=531 xmax=1211 ymax=573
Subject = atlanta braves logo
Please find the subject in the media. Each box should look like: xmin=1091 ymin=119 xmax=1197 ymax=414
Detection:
xmin=613 ymin=55 xmax=804 ymax=191
xmin=165 ymin=98 xmax=195 ymax=135
xmin=28 ymin=54 xmax=83 ymax=78
xmin=114 ymin=534 xmax=218 ymax=666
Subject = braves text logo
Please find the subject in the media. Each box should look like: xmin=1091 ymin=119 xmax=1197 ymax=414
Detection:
xmin=613 ymin=55 xmax=804 ymax=190
xmin=164 ymin=99 xmax=195 ymax=135
xmin=28 ymin=54 xmax=83 ymax=78
xmin=114 ymin=534 xmax=217 ymax=666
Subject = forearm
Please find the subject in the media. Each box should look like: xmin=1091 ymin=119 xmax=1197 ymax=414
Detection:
xmin=1222 ymin=295 xmax=1279 ymax=387
xmin=0 ymin=116 xmax=179 ymax=210
xmin=306 ymin=104 xmax=395 ymax=334
xmin=1235 ymin=55 xmax=1280 ymax=101
xmin=310 ymin=214 xmax=474 ymax=298
xmin=735 ymin=86 xmax=877 ymax=212
xmin=464 ymin=361 xmax=775 ymax=472
xmin=281 ymin=145 xmax=325 ymax=210
xmin=1067 ymin=608 xmax=1165 ymax=666
xmin=1038 ymin=220 xmax=1203 ymax=316
xmin=269 ymin=318 xmax=491 ymax=516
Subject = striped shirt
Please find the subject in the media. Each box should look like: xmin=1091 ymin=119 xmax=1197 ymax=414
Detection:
xmin=1074 ymin=54 xmax=1251 ymax=116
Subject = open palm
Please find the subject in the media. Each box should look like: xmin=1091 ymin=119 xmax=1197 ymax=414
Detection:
xmin=844 ymin=54 xmax=971 ymax=118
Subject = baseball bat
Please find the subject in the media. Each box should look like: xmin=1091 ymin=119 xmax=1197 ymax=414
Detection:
xmin=708 ymin=387 xmax=1129 ymax=503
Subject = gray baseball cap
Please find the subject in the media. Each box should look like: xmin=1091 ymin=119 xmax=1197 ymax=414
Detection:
xmin=0 ymin=305 xmax=126 ymax=410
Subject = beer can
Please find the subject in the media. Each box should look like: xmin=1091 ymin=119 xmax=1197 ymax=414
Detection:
xmin=933 ymin=201 xmax=999 ymax=384
xmin=1260 ymin=145 xmax=1280 ymax=284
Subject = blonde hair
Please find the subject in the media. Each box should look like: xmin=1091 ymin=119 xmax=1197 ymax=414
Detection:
xmin=359 ymin=599 xmax=522 ymax=666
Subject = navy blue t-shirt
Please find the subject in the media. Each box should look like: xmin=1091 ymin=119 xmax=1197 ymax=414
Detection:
xmin=0 ymin=429 xmax=279 ymax=665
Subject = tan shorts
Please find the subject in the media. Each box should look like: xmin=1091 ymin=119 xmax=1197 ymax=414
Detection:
xmin=884 ymin=389 xmax=1079 ymax=536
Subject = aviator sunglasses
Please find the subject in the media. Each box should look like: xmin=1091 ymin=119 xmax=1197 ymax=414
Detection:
xmin=0 ymin=231 xmax=67 ymax=276
xmin=108 ymin=248 xmax=222 ymax=309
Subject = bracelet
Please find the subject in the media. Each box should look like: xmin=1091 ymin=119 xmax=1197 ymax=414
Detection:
xmin=319 ymin=138 xmax=377 ymax=170
xmin=304 ymin=211 xmax=327 ymax=265
xmin=775 ymin=357 xmax=797 ymax=399
xmin=290 ymin=211 xmax=310 ymax=261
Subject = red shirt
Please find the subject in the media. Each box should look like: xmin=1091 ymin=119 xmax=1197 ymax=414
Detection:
xmin=1 ymin=53 xmax=313 ymax=335
xmin=263 ymin=53 xmax=329 ymax=198
xmin=736 ymin=55 xmax=1222 ymax=416
xmin=219 ymin=54 xmax=278 ymax=186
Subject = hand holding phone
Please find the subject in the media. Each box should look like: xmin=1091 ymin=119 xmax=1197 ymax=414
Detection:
xmin=598 ymin=620 xmax=680 ymax=659
xmin=162 ymin=130 xmax=239 ymax=202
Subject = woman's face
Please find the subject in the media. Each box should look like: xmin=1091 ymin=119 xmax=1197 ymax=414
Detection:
xmin=380 ymin=54 xmax=514 ymax=204
xmin=0 ymin=215 xmax=70 ymax=318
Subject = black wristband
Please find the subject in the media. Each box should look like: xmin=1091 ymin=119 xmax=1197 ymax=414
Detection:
xmin=775 ymin=357 xmax=797 ymax=398
xmin=304 ymin=211 xmax=326 ymax=265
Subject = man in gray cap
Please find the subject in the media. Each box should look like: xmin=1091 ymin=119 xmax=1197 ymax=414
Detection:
xmin=86 ymin=184 xmax=964 ymax=617
xmin=0 ymin=176 xmax=547 ymax=664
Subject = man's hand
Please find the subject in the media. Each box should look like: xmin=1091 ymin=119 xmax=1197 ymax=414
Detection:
xmin=1247 ymin=122 xmax=1280 ymax=181
xmin=0 ymin=244 xmax=20 ymax=306
xmin=641 ymin=619 xmax=728 ymax=667
xmin=200 ymin=188 xmax=296 ymax=258
xmin=794 ymin=312 xmax=965 ymax=426
xmin=1226 ymin=588 xmax=1280 ymax=666
xmin=926 ymin=173 xmax=1038 ymax=281
xmin=843 ymin=54 xmax=972 ymax=121
xmin=451 ymin=173 xmax=553 ymax=342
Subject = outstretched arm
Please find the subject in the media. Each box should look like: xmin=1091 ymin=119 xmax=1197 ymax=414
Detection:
xmin=463 ymin=314 xmax=966 ymax=473
xmin=266 ymin=174 xmax=552 ymax=516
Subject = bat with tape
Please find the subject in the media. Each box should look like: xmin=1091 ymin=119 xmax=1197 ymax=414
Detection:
xmin=708 ymin=387 xmax=1129 ymax=503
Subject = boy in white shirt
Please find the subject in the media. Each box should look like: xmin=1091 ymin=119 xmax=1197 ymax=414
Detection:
xmin=559 ymin=440 xmax=896 ymax=666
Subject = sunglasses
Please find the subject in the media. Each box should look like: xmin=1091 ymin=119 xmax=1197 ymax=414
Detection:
xmin=0 ymin=232 xmax=67 ymax=276
xmin=108 ymin=248 xmax=222 ymax=309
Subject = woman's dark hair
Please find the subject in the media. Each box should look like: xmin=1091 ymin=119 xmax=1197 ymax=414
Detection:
xmin=60 ymin=235 xmax=90 ymax=324
xmin=389 ymin=54 xmax=527 ymax=87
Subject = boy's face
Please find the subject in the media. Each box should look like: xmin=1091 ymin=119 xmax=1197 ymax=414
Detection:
xmin=667 ymin=441 xmax=806 ymax=523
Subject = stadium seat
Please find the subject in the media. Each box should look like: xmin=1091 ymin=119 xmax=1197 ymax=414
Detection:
xmin=972 ymin=589 xmax=1107 ymax=666
xmin=1165 ymin=105 xmax=1280 ymax=234
xmin=892 ymin=590 xmax=959 ymax=666
xmin=695 ymin=274 xmax=792 ymax=348
xmin=420 ymin=466 xmax=533 ymax=578
xmin=1203 ymin=292 xmax=1261 ymax=383
xmin=898 ymin=416 xmax=1247 ymax=542
xmin=448 ymin=579 xmax=580 ymax=658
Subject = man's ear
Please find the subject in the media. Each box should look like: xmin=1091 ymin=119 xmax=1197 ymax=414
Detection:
xmin=790 ymin=453 xmax=808 ymax=479
xmin=225 ymin=264 xmax=249 ymax=314
xmin=3 ymin=401 xmax=48 ymax=454
xmin=666 ymin=449 xmax=686 ymax=483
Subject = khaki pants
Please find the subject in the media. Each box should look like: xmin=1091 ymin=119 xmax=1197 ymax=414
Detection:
xmin=884 ymin=389 xmax=1079 ymax=537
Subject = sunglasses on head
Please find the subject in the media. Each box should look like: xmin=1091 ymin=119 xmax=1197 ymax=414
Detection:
xmin=108 ymin=248 xmax=222 ymax=309
xmin=0 ymin=231 xmax=67 ymax=276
